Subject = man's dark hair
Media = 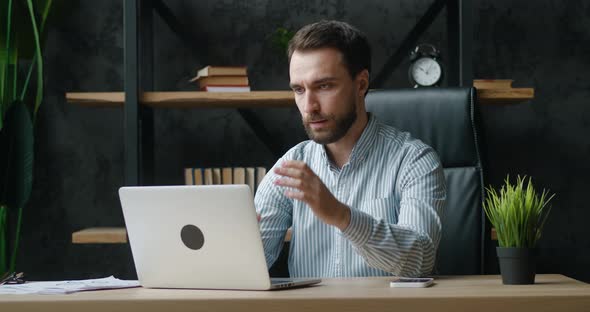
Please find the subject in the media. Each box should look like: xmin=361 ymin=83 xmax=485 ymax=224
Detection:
xmin=287 ymin=20 xmax=371 ymax=79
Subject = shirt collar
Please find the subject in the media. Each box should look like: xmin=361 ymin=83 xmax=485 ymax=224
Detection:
xmin=348 ymin=112 xmax=378 ymax=165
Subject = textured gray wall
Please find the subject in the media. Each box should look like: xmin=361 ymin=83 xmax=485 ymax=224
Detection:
xmin=474 ymin=1 xmax=590 ymax=279
xmin=15 ymin=0 xmax=590 ymax=281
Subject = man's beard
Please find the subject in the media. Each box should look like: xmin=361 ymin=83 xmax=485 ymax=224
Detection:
xmin=302 ymin=98 xmax=357 ymax=145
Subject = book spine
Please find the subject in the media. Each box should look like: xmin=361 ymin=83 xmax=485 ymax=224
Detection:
xmin=203 ymin=168 xmax=213 ymax=185
xmin=212 ymin=168 xmax=222 ymax=184
xmin=222 ymin=167 xmax=233 ymax=184
xmin=233 ymin=167 xmax=246 ymax=185
xmin=246 ymin=167 xmax=256 ymax=195
xmin=193 ymin=168 xmax=203 ymax=185
xmin=185 ymin=166 xmax=265 ymax=190
xmin=184 ymin=168 xmax=194 ymax=185
xmin=256 ymin=167 xmax=267 ymax=190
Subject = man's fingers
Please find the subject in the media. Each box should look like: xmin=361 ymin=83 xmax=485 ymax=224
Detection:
xmin=273 ymin=160 xmax=321 ymax=206
xmin=280 ymin=160 xmax=307 ymax=169
xmin=274 ymin=166 xmax=305 ymax=179
xmin=284 ymin=189 xmax=306 ymax=201
xmin=274 ymin=177 xmax=303 ymax=189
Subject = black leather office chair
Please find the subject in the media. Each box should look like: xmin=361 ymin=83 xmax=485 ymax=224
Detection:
xmin=366 ymin=88 xmax=485 ymax=275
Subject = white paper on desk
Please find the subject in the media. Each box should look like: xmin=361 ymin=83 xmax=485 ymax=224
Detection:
xmin=0 ymin=276 xmax=140 ymax=295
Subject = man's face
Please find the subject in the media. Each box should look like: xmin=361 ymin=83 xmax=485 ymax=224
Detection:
xmin=289 ymin=48 xmax=360 ymax=144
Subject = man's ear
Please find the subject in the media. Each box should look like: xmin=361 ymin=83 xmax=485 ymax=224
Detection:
xmin=356 ymin=69 xmax=370 ymax=96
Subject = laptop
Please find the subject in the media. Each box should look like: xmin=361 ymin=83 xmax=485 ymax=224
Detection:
xmin=119 ymin=184 xmax=321 ymax=290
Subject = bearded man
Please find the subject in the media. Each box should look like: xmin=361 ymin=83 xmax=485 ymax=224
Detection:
xmin=255 ymin=20 xmax=446 ymax=278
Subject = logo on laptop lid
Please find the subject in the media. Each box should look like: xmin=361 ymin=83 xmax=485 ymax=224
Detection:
xmin=180 ymin=224 xmax=205 ymax=250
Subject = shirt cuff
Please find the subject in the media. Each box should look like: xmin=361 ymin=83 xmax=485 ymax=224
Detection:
xmin=341 ymin=208 xmax=375 ymax=247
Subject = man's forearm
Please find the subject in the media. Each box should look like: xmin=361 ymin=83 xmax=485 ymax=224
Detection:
xmin=342 ymin=209 xmax=438 ymax=276
xmin=332 ymin=202 xmax=351 ymax=231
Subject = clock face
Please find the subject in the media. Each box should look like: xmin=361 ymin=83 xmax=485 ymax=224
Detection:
xmin=410 ymin=57 xmax=442 ymax=87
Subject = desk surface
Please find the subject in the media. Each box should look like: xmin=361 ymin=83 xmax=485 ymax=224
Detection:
xmin=1 ymin=274 xmax=589 ymax=312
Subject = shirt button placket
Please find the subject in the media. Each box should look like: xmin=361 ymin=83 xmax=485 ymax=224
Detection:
xmin=338 ymin=171 xmax=352 ymax=277
xmin=331 ymin=172 xmax=341 ymax=276
xmin=334 ymin=235 xmax=342 ymax=276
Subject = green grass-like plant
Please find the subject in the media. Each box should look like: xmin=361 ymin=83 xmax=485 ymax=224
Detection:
xmin=270 ymin=27 xmax=295 ymax=56
xmin=1 ymin=0 xmax=52 ymax=277
xmin=483 ymin=175 xmax=555 ymax=248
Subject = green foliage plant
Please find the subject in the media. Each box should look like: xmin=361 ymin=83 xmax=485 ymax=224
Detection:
xmin=270 ymin=27 xmax=295 ymax=56
xmin=0 ymin=0 xmax=52 ymax=276
xmin=483 ymin=175 xmax=555 ymax=248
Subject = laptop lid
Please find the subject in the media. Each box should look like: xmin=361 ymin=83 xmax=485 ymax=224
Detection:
xmin=120 ymin=185 xmax=320 ymax=290
xmin=119 ymin=185 xmax=277 ymax=290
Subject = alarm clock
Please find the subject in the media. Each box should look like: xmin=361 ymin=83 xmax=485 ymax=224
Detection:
xmin=408 ymin=44 xmax=443 ymax=87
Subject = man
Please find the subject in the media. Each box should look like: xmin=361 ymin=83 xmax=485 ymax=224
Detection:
xmin=255 ymin=20 xmax=445 ymax=278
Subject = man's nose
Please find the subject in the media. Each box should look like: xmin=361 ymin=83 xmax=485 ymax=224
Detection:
xmin=302 ymin=90 xmax=320 ymax=114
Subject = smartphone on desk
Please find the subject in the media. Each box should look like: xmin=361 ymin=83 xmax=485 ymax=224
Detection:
xmin=390 ymin=277 xmax=434 ymax=288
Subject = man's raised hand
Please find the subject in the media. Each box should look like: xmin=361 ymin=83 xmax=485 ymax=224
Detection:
xmin=273 ymin=160 xmax=351 ymax=230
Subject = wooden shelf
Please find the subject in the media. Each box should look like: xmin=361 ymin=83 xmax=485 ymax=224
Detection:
xmin=477 ymin=88 xmax=534 ymax=105
xmin=66 ymin=88 xmax=534 ymax=108
xmin=72 ymin=227 xmax=128 ymax=244
xmin=66 ymin=91 xmax=295 ymax=108
xmin=473 ymin=79 xmax=534 ymax=105
xmin=72 ymin=225 xmax=490 ymax=244
xmin=72 ymin=227 xmax=292 ymax=244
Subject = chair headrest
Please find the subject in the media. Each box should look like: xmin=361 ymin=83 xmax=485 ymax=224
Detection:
xmin=365 ymin=88 xmax=480 ymax=167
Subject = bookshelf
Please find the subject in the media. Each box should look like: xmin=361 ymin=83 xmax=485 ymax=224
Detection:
xmin=68 ymin=1 xmax=522 ymax=251
xmin=67 ymin=87 xmax=531 ymax=244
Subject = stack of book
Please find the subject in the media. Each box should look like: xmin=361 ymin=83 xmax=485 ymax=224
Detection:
xmin=184 ymin=167 xmax=267 ymax=195
xmin=190 ymin=66 xmax=250 ymax=92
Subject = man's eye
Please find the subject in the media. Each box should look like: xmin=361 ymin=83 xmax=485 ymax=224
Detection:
xmin=293 ymin=87 xmax=304 ymax=94
xmin=319 ymin=84 xmax=331 ymax=90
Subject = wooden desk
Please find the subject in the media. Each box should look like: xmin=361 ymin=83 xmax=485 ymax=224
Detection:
xmin=1 ymin=274 xmax=589 ymax=312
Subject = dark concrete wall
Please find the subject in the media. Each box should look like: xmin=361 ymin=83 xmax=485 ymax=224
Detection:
xmin=16 ymin=0 xmax=590 ymax=281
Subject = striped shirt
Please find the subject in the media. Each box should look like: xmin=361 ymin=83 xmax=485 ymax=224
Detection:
xmin=255 ymin=114 xmax=446 ymax=278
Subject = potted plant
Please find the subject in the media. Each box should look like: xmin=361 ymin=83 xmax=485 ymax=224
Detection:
xmin=483 ymin=175 xmax=555 ymax=284
xmin=1 ymin=0 xmax=52 ymax=277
